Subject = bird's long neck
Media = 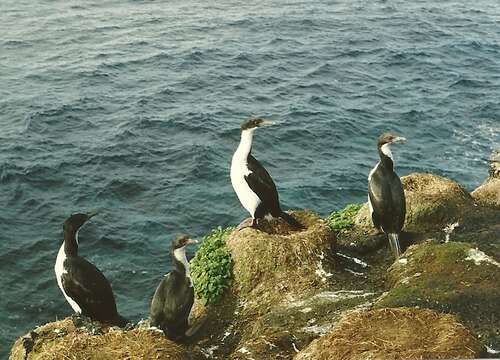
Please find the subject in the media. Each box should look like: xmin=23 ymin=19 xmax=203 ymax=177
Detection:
xmin=172 ymin=246 xmax=191 ymax=282
xmin=63 ymin=227 xmax=79 ymax=257
xmin=234 ymin=129 xmax=254 ymax=160
xmin=378 ymin=143 xmax=394 ymax=172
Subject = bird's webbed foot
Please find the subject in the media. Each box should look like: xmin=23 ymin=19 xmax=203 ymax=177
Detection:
xmin=236 ymin=217 xmax=258 ymax=231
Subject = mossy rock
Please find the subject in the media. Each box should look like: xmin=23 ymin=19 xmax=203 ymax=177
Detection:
xmin=401 ymin=173 xmax=476 ymax=232
xmin=472 ymin=178 xmax=500 ymax=209
xmin=294 ymin=308 xmax=484 ymax=360
xmin=229 ymin=290 xmax=378 ymax=360
xmin=328 ymin=204 xmax=387 ymax=255
xmin=471 ymin=170 xmax=500 ymax=209
xmin=10 ymin=318 xmax=189 ymax=360
xmin=471 ymin=150 xmax=500 ymax=209
xmin=225 ymin=210 xmax=336 ymax=312
xmin=376 ymin=241 xmax=500 ymax=349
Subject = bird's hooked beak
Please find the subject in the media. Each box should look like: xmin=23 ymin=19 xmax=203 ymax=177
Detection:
xmin=391 ymin=136 xmax=407 ymax=144
xmin=186 ymin=238 xmax=198 ymax=246
xmin=87 ymin=211 xmax=98 ymax=219
xmin=259 ymin=119 xmax=274 ymax=127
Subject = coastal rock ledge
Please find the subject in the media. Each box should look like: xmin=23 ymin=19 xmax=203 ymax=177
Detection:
xmin=10 ymin=318 xmax=189 ymax=360
xmin=10 ymin=150 xmax=500 ymax=359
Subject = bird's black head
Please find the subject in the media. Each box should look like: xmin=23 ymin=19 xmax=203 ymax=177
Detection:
xmin=171 ymin=235 xmax=198 ymax=250
xmin=240 ymin=118 xmax=273 ymax=131
xmin=63 ymin=212 xmax=97 ymax=233
xmin=377 ymin=133 xmax=407 ymax=147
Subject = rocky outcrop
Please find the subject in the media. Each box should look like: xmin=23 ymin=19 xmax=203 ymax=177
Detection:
xmin=10 ymin=318 xmax=189 ymax=360
xmin=11 ymin=152 xmax=500 ymax=359
xmin=376 ymin=241 xmax=500 ymax=350
xmin=190 ymin=211 xmax=342 ymax=360
xmin=472 ymin=150 xmax=500 ymax=209
xmin=226 ymin=211 xmax=335 ymax=312
xmin=294 ymin=308 xmax=484 ymax=360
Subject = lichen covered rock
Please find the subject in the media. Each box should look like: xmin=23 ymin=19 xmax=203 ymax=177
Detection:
xmin=10 ymin=318 xmax=189 ymax=360
xmin=377 ymin=241 xmax=500 ymax=349
xmin=294 ymin=308 xmax=484 ymax=360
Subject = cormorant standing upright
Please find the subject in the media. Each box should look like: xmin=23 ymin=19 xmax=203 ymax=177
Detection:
xmin=54 ymin=213 xmax=127 ymax=326
xmin=150 ymin=235 xmax=198 ymax=341
xmin=230 ymin=118 xmax=303 ymax=230
xmin=368 ymin=133 xmax=407 ymax=258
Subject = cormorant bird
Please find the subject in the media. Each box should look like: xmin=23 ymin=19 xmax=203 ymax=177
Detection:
xmin=150 ymin=235 xmax=198 ymax=341
xmin=368 ymin=133 xmax=407 ymax=258
xmin=54 ymin=213 xmax=127 ymax=326
xmin=230 ymin=118 xmax=303 ymax=230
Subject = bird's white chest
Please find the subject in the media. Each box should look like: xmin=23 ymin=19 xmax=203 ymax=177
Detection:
xmin=173 ymin=247 xmax=193 ymax=287
xmin=230 ymin=155 xmax=262 ymax=217
xmin=55 ymin=244 xmax=82 ymax=313
xmin=367 ymin=162 xmax=380 ymax=216
xmin=368 ymin=161 xmax=379 ymax=182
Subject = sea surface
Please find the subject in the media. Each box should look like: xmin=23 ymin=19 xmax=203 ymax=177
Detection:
xmin=1 ymin=0 xmax=499 ymax=356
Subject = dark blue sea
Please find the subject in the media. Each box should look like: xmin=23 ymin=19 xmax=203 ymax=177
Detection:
xmin=1 ymin=0 xmax=499 ymax=356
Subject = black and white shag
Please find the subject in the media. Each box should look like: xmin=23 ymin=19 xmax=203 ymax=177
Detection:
xmin=54 ymin=213 xmax=127 ymax=326
xmin=230 ymin=118 xmax=303 ymax=230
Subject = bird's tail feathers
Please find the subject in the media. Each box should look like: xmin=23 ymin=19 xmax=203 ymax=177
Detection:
xmin=185 ymin=319 xmax=206 ymax=338
xmin=388 ymin=233 xmax=401 ymax=259
xmin=280 ymin=211 xmax=304 ymax=230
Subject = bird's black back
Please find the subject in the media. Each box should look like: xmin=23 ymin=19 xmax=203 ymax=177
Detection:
xmin=150 ymin=270 xmax=194 ymax=340
xmin=368 ymin=164 xmax=406 ymax=234
xmin=61 ymin=256 xmax=122 ymax=325
xmin=244 ymin=154 xmax=281 ymax=217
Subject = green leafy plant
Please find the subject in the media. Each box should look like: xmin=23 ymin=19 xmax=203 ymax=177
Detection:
xmin=327 ymin=204 xmax=363 ymax=233
xmin=190 ymin=227 xmax=234 ymax=305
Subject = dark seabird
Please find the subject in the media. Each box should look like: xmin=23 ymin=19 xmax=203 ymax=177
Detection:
xmin=150 ymin=235 xmax=198 ymax=341
xmin=230 ymin=118 xmax=303 ymax=230
xmin=54 ymin=213 xmax=127 ymax=326
xmin=368 ymin=133 xmax=407 ymax=258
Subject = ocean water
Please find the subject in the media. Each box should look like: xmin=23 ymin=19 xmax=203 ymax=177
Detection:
xmin=1 ymin=0 xmax=499 ymax=355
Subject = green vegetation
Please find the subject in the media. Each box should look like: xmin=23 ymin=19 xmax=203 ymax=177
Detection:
xmin=377 ymin=242 xmax=500 ymax=348
xmin=190 ymin=227 xmax=234 ymax=305
xmin=326 ymin=204 xmax=363 ymax=233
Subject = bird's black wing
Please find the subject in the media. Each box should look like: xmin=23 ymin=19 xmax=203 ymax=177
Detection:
xmin=244 ymin=154 xmax=281 ymax=215
xmin=150 ymin=271 xmax=194 ymax=338
xmin=61 ymin=256 xmax=119 ymax=322
xmin=390 ymin=173 xmax=406 ymax=232
xmin=150 ymin=273 xmax=169 ymax=326
xmin=368 ymin=169 xmax=406 ymax=233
